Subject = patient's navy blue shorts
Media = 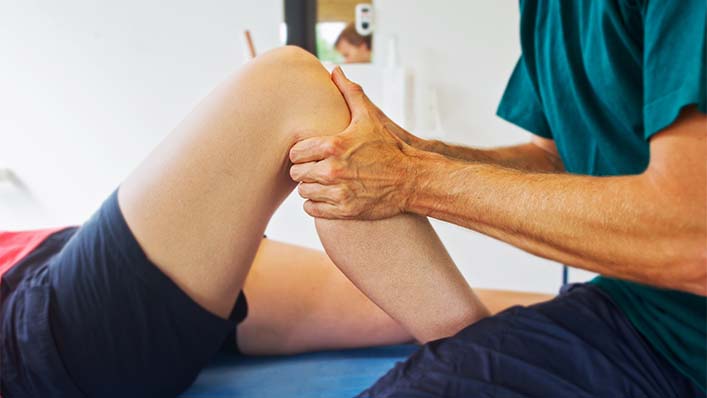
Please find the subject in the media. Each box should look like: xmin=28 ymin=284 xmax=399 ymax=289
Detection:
xmin=360 ymin=283 xmax=703 ymax=398
xmin=0 ymin=191 xmax=248 ymax=398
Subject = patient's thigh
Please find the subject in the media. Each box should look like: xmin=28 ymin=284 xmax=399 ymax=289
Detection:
xmin=118 ymin=47 xmax=350 ymax=318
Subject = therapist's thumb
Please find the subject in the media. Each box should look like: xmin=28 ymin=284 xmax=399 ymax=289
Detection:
xmin=332 ymin=66 xmax=369 ymax=119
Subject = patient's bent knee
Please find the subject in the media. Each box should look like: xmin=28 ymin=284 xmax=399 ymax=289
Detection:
xmin=229 ymin=45 xmax=350 ymax=146
xmin=255 ymin=46 xmax=329 ymax=81
xmin=266 ymin=45 xmax=320 ymax=66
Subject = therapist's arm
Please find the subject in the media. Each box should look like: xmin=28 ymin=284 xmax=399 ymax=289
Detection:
xmin=356 ymin=80 xmax=562 ymax=171
xmin=405 ymin=107 xmax=706 ymax=295
xmin=400 ymin=132 xmax=565 ymax=173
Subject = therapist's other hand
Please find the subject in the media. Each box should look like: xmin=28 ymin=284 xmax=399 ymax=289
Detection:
xmin=289 ymin=66 xmax=417 ymax=220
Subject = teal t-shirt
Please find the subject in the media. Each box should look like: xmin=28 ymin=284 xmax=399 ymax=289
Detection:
xmin=496 ymin=0 xmax=707 ymax=391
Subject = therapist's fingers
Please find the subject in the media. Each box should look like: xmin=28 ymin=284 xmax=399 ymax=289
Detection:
xmin=289 ymin=162 xmax=316 ymax=182
xmin=331 ymin=66 xmax=370 ymax=121
xmin=303 ymin=200 xmax=347 ymax=219
xmin=297 ymin=183 xmax=344 ymax=204
xmin=289 ymin=136 xmax=340 ymax=164
xmin=289 ymin=159 xmax=337 ymax=184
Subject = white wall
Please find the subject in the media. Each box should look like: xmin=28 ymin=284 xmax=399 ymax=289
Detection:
xmin=0 ymin=0 xmax=283 ymax=226
xmin=0 ymin=1 xmax=593 ymax=294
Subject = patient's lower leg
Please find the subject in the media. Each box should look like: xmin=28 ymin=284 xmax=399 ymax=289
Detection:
xmin=316 ymin=215 xmax=490 ymax=344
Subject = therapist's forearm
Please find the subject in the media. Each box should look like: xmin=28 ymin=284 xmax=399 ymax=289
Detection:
xmin=404 ymin=152 xmax=706 ymax=295
xmin=413 ymin=139 xmax=564 ymax=172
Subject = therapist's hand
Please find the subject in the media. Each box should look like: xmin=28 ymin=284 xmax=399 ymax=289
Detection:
xmin=289 ymin=66 xmax=418 ymax=220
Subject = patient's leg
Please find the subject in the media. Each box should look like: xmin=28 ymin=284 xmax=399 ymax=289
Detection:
xmin=236 ymin=238 xmax=553 ymax=355
xmin=316 ymin=216 xmax=490 ymax=343
xmin=237 ymin=238 xmax=412 ymax=355
xmin=120 ymin=44 xmax=490 ymax=349
xmin=119 ymin=46 xmax=350 ymax=318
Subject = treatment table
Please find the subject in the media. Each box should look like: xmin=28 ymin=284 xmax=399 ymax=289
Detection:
xmin=181 ymin=344 xmax=418 ymax=397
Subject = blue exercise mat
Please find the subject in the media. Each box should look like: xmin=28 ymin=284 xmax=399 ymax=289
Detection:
xmin=180 ymin=345 xmax=417 ymax=398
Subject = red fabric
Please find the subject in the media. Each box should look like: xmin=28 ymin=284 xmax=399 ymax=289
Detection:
xmin=0 ymin=228 xmax=67 ymax=282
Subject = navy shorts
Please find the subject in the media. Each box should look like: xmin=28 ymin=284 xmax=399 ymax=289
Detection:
xmin=0 ymin=191 xmax=248 ymax=398
xmin=360 ymin=284 xmax=703 ymax=398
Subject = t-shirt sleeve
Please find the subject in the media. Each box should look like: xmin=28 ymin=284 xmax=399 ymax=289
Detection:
xmin=642 ymin=0 xmax=706 ymax=140
xmin=496 ymin=56 xmax=553 ymax=139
